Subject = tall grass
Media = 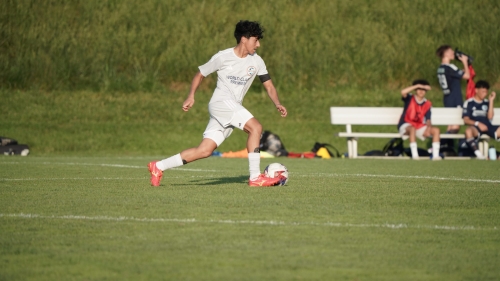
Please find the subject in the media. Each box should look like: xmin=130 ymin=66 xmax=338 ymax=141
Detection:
xmin=1 ymin=0 xmax=499 ymax=92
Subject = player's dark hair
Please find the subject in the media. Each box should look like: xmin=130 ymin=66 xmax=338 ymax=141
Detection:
xmin=436 ymin=45 xmax=452 ymax=58
xmin=475 ymin=80 xmax=490 ymax=89
xmin=412 ymin=79 xmax=430 ymax=86
xmin=234 ymin=20 xmax=264 ymax=44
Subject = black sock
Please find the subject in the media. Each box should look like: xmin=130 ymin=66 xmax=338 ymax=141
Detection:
xmin=465 ymin=138 xmax=478 ymax=151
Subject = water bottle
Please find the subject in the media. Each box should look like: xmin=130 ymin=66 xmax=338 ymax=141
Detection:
xmin=489 ymin=147 xmax=497 ymax=161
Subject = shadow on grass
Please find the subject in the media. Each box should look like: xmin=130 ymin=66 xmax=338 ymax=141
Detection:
xmin=171 ymin=175 xmax=249 ymax=186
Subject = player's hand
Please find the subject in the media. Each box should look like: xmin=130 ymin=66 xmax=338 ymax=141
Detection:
xmin=276 ymin=104 xmax=287 ymax=117
xmin=423 ymin=127 xmax=432 ymax=137
xmin=477 ymin=122 xmax=488 ymax=132
xmin=182 ymin=97 xmax=195 ymax=111
xmin=458 ymin=53 xmax=469 ymax=64
xmin=489 ymin=91 xmax=496 ymax=101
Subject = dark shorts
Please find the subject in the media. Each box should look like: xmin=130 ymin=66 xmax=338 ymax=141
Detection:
xmin=443 ymin=94 xmax=463 ymax=108
xmin=475 ymin=124 xmax=500 ymax=140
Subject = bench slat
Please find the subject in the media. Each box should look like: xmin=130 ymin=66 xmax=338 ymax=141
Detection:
xmin=331 ymin=107 xmax=500 ymax=125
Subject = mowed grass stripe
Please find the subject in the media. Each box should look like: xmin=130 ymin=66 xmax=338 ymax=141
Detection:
xmin=2 ymin=170 xmax=499 ymax=184
xmin=1 ymin=213 xmax=497 ymax=231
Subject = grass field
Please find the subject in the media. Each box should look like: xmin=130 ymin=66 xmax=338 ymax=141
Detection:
xmin=1 ymin=156 xmax=499 ymax=280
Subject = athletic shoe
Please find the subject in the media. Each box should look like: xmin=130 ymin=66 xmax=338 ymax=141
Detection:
xmin=148 ymin=161 xmax=163 ymax=186
xmin=248 ymin=174 xmax=282 ymax=187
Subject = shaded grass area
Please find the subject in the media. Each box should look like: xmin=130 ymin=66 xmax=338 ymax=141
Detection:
xmin=0 ymin=157 xmax=499 ymax=280
xmin=3 ymin=89 xmax=499 ymax=156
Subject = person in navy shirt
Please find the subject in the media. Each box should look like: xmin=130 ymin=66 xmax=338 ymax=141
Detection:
xmin=398 ymin=80 xmax=441 ymax=160
xmin=463 ymin=80 xmax=499 ymax=159
xmin=436 ymin=45 xmax=470 ymax=136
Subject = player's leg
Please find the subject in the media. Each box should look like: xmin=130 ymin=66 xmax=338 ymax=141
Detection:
xmin=446 ymin=124 xmax=460 ymax=133
xmin=464 ymin=126 xmax=484 ymax=159
xmin=243 ymin=117 xmax=263 ymax=180
xmin=179 ymin=138 xmax=218 ymax=162
xmin=148 ymin=117 xmax=226 ymax=186
xmin=148 ymin=139 xmax=218 ymax=187
xmin=404 ymin=125 xmax=419 ymax=159
xmin=430 ymin=126 xmax=442 ymax=159
xmin=233 ymin=110 xmax=281 ymax=186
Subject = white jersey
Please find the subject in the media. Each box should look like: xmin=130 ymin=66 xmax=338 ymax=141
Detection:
xmin=198 ymin=48 xmax=268 ymax=104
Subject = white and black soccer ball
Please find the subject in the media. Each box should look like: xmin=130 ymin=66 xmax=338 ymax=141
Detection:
xmin=264 ymin=163 xmax=289 ymax=186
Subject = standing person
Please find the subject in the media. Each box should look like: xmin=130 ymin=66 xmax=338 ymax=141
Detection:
xmin=397 ymin=80 xmax=442 ymax=160
xmin=436 ymin=45 xmax=471 ymax=136
xmin=462 ymin=80 xmax=499 ymax=160
xmin=148 ymin=20 xmax=288 ymax=187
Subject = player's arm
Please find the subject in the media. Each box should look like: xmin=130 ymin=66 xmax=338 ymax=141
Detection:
xmin=182 ymin=71 xmax=205 ymax=112
xmin=424 ymin=109 xmax=433 ymax=136
xmin=262 ymin=79 xmax=287 ymax=117
xmin=400 ymin=84 xmax=431 ymax=97
xmin=463 ymin=116 xmax=477 ymax=126
xmin=458 ymin=54 xmax=470 ymax=80
xmin=463 ymin=116 xmax=488 ymax=131
xmin=488 ymin=92 xmax=496 ymax=120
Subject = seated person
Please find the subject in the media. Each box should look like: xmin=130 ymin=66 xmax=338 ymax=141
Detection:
xmin=462 ymin=80 xmax=499 ymax=160
xmin=398 ymin=80 xmax=441 ymax=160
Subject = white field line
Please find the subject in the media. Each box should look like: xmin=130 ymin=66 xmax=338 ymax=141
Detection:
xmin=1 ymin=161 xmax=499 ymax=183
xmin=304 ymin=173 xmax=500 ymax=184
xmin=0 ymin=161 xmax=216 ymax=172
xmin=0 ymin=213 xmax=496 ymax=231
xmin=0 ymin=175 xmax=214 ymax=181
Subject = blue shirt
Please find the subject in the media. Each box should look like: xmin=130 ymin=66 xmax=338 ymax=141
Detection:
xmin=462 ymin=98 xmax=491 ymax=125
xmin=437 ymin=64 xmax=464 ymax=107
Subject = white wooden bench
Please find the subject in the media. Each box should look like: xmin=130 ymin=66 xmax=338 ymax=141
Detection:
xmin=330 ymin=107 xmax=500 ymax=158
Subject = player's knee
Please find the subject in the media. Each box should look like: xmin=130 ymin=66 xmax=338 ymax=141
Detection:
xmin=464 ymin=127 xmax=473 ymax=137
xmin=246 ymin=119 xmax=262 ymax=135
xmin=198 ymin=147 xmax=213 ymax=158
xmin=431 ymin=127 xmax=440 ymax=135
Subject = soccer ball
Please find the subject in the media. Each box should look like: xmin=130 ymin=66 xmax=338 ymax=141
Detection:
xmin=264 ymin=163 xmax=289 ymax=186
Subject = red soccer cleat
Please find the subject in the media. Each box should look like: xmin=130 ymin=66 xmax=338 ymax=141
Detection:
xmin=248 ymin=174 xmax=282 ymax=187
xmin=148 ymin=161 xmax=163 ymax=186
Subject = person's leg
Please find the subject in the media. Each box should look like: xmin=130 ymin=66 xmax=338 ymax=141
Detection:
xmin=179 ymin=138 xmax=218 ymax=163
xmin=405 ymin=125 xmax=419 ymax=159
xmin=464 ymin=126 xmax=484 ymax=159
xmin=243 ymin=118 xmax=263 ymax=180
xmin=148 ymin=138 xmax=218 ymax=186
xmin=430 ymin=126 xmax=441 ymax=159
xmin=447 ymin=125 xmax=460 ymax=133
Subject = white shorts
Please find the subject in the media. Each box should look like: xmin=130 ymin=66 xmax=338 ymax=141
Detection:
xmin=399 ymin=123 xmax=428 ymax=141
xmin=203 ymin=100 xmax=254 ymax=146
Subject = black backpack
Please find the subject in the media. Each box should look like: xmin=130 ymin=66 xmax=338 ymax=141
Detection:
xmin=382 ymin=138 xmax=405 ymax=157
xmin=0 ymin=137 xmax=30 ymax=156
xmin=259 ymin=131 xmax=288 ymax=157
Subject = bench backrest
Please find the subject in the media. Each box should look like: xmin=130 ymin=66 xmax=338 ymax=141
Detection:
xmin=330 ymin=107 xmax=500 ymax=125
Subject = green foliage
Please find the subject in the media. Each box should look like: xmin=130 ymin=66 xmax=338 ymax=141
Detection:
xmin=1 ymin=157 xmax=500 ymax=280
xmin=2 ymin=0 xmax=500 ymax=91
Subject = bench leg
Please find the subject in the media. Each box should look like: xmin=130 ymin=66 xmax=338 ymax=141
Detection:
xmin=347 ymin=138 xmax=353 ymax=158
xmin=480 ymin=141 xmax=488 ymax=158
xmin=352 ymin=138 xmax=358 ymax=158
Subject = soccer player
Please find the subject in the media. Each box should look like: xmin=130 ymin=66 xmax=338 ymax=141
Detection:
xmin=398 ymin=80 xmax=441 ymax=160
xmin=436 ymin=45 xmax=471 ymax=135
xmin=462 ymin=80 xmax=499 ymax=160
xmin=148 ymin=20 xmax=288 ymax=187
